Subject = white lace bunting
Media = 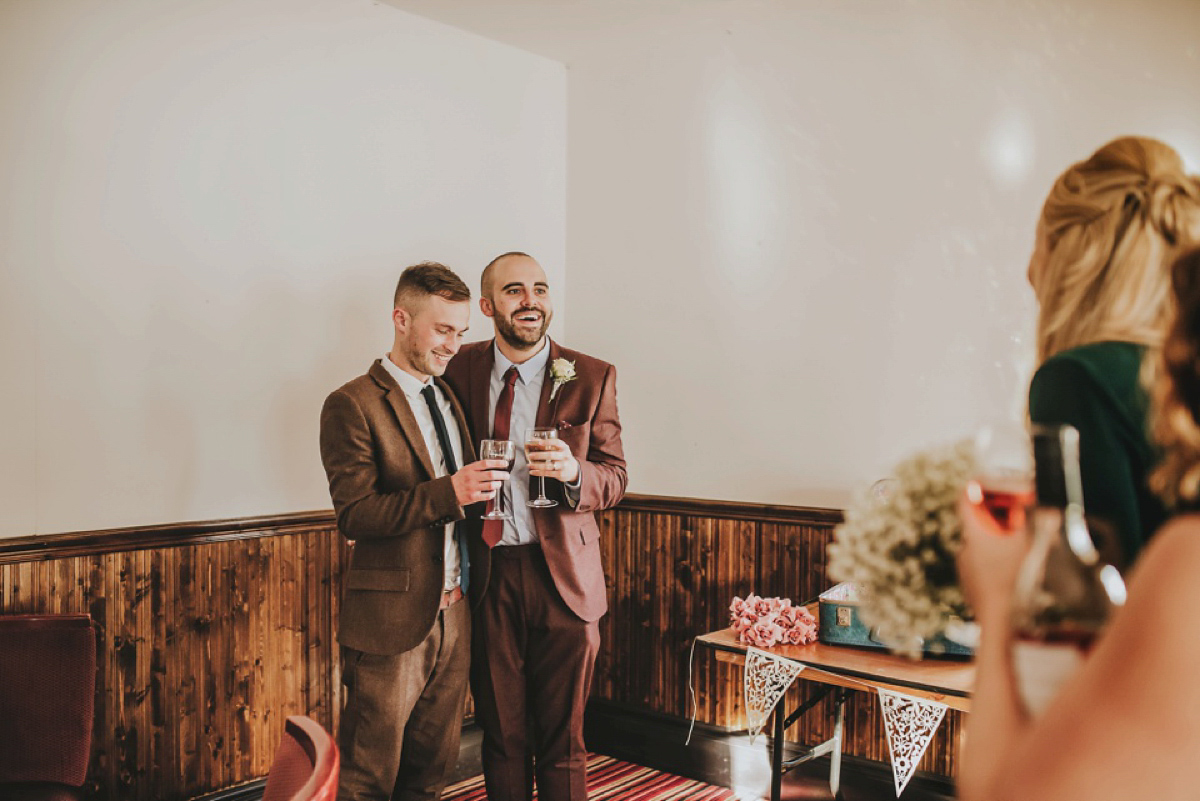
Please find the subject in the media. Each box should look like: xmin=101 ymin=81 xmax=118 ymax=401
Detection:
xmin=743 ymin=647 xmax=805 ymax=742
xmin=877 ymin=689 xmax=948 ymax=796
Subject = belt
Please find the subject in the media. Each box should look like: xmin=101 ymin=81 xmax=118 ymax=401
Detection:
xmin=493 ymin=543 xmax=542 ymax=559
xmin=439 ymin=585 xmax=464 ymax=610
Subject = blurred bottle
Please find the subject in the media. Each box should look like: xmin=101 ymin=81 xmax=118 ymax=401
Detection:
xmin=1009 ymin=423 xmax=1128 ymax=717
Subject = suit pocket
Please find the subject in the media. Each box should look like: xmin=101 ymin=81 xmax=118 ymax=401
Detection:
xmin=345 ymin=568 xmax=410 ymax=592
xmin=558 ymin=423 xmax=590 ymax=455
xmin=579 ymin=521 xmax=601 ymax=546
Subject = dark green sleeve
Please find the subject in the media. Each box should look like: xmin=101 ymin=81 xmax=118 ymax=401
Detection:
xmin=1028 ymin=358 xmax=1143 ymax=565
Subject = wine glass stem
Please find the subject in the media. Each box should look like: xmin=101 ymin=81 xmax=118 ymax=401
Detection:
xmin=538 ymin=475 xmax=547 ymax=501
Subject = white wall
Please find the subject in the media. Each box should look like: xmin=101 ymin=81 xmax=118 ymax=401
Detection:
xmin=562 ymin=0 xmax=1200 ymax=507
xmin=7 ymin=1 xmax=1198 ymax=532
xmin=0 ymin=0 xmax=567 ymax=536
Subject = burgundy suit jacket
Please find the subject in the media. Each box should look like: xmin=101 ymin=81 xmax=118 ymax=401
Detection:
xmin=319 ymin=360 xmax=487 ymax=655
xmin=443 ymin=339 xmax=627 ymax=622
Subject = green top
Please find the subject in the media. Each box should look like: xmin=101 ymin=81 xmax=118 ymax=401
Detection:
xmin=1028 ymin=341 xmax=1166 ymax=568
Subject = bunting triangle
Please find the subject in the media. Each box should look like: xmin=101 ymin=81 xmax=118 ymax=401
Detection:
xmin=743 ymin=647 xmax=805 ymax=742
xmin=877 ymin=688 xmax=948 ymax=796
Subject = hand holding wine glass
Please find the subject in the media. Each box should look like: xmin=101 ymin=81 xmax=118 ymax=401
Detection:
xmin=525 ymin=427 xmax=560 ymax=508
xmin=967 ymin=421 xmax=1035 ymax=536
xmin=479 ymin=439 xmax=516 ymax=520
xmin=450 ymin=458 xmax=512 ymax=507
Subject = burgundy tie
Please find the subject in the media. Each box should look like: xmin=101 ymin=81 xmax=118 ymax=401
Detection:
xmin=482 ymin=366 xmax=520 ymax=547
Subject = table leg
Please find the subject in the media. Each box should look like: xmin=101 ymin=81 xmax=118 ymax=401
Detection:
xmin=772 ymin=701 xmax=784 ymax=801
xmin=829 ymin=689 xmax=847 ymax=797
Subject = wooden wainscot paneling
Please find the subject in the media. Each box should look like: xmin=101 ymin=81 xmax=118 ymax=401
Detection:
xmin=0 ymin=512 xmax=347 ymax=801
xmin=1 ymin=492 xmax=963 ymax=799
xmin=596 ymin=494 xmax=964 ymax=781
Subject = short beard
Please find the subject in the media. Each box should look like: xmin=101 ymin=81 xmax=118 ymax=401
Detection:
xmin=495 ymin=311 xmax=550 ymax=351
xmin=403 ymin=342 xmax=446 ymax=378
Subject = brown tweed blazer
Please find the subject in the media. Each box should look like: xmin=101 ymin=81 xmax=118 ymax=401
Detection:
xmin=319 ymin=359 xmax=487 ymax=655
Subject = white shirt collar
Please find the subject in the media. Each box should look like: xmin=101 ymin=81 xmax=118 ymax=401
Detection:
xmin=492 ymin=338 xmax=551 ymax=384
xmin=380 ymin=354 xmax=432 ymax=400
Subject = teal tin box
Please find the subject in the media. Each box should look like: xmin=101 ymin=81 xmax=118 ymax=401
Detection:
xmin=817 ymin=583 xmax=973 ymax=657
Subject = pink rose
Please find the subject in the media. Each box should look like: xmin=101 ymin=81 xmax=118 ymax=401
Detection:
xmin=748 ymin=619 xmax=780 ymax=648
xmin=782 ymin=605 xmax=814 ymax=627
xmin=742 ymin=627 xmax=765 ymax=647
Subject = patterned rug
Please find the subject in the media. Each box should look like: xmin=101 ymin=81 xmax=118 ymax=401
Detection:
xmin=443 ymin=753 xmax=742 ymax=801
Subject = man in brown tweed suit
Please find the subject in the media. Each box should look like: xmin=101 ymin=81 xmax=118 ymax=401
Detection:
xmin=319 ymin=262 xmax=508 ymax=801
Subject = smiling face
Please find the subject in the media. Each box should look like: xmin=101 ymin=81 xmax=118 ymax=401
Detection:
xmin=482 ymin=254 xmax=553 ymax=352
xmin=391 ymin=294 xmax=470 ymax=380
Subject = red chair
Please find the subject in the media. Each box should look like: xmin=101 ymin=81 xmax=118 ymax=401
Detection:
xmin=0 ymin=614 xmax=97 ymax=801
xmin=262 ymin=715 xmax=340 ymax=801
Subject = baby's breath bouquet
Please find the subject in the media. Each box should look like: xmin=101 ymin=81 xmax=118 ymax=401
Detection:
xmin=827 ymin=439 xmax=975 ymax=658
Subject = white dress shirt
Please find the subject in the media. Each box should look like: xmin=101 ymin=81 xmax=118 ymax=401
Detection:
xmin=490 ymin=342 xmax=549 ymax=545
xmin=489 ymin=340 xmax=580 ymax=546
xmin=380 ymin=355 xmax=463 ymax=590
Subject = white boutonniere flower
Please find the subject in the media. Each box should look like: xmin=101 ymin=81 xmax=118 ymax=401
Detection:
xmin=549 ymin=358 xmax=577 ymax=400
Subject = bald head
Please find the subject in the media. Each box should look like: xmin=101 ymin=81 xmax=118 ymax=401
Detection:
xmin=481 ymin=251 xmax=534 ymax=301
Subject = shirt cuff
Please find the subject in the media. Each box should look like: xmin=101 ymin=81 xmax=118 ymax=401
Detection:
xmin=564 ymin=472 xmax=582 ymax=505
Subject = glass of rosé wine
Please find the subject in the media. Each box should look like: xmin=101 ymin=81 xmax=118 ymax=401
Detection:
xmin=967 ymin=421 xmax=1035 ymax=535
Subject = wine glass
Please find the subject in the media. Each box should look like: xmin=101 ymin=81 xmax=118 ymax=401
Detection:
xmin=479 ymin=439 xmax=516 ymax=520
xmin=525 ymin=427 xmax=559 ymax=508
xmin=967 ymin=421 xmax=1035 ymax=535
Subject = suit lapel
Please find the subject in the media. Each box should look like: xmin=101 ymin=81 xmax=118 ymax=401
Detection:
xmin=436 ymin=375 xmax=476 ymax=463
xmin=370 ymin=361 xmax=437 ymax=481
xmin=470 ymin=343 xmax=495 ymax=440
xmin=534 ymin=339 xmax=562 ymax=429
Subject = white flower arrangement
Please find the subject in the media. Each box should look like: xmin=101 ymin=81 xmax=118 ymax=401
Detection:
xmin=549 ymin=358 xmax=577 ymax=400
xmin=827 ymin=439 xmax=975 ymax=658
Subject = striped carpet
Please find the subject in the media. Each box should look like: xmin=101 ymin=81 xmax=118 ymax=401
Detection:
xmin=443 ymin=754 xmax=743 ymax=801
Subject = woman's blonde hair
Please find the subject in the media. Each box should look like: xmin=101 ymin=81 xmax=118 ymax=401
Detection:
xmin=1033 ymin=136 xmax=1200 ymax=365
xmin=1150 ymin=247 xmax=1200 ymax=506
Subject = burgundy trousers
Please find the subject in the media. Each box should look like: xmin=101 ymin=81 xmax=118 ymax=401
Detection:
xmin=471 ymin=544 xmax=601 ymax=801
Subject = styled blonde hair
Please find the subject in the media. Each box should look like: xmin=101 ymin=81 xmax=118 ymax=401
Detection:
xmin=1150 ymin=247 xmax=1200 ymax=506
xmin=1033 ymin=136 xmax=1200 ymax=365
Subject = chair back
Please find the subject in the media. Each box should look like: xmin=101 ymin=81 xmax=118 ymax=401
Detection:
xmin=0 ymin=614 xmax=97 ymax=786
xmin=262 ymin=715 xmax=339 ymax=801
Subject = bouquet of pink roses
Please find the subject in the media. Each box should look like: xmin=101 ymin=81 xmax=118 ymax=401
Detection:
xmin=729 ymin=593 xmax=819 ymax=648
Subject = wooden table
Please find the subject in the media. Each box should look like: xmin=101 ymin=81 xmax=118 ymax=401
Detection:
xmin=695 ymin=626 xmax=973 ymax=800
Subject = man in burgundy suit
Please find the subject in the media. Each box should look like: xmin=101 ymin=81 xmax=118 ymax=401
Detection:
xmin=442 ymin=252 xmax=627 ymax=801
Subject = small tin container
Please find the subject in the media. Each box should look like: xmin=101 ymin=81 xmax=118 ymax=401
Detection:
xmin=817 ymin=582 xmax=973 ymax=657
